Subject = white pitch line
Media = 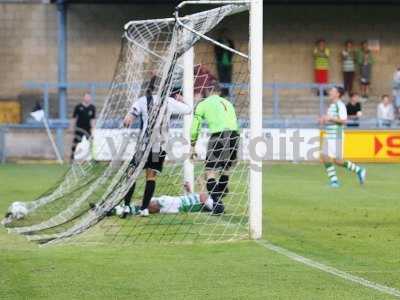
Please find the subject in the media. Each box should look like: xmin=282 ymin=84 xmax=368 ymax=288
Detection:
xmin=257 ymin=240 xmax=400 ymax=299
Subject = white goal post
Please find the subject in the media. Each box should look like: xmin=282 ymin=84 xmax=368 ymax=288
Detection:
xmin=183 ymin=24 xmax=195 ymax=192
xmin=180 ymin=0 xmax=263 ymax=239
xmin=249 ymin=0 xmax=263 ymax=240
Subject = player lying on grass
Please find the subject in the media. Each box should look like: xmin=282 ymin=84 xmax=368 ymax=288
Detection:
xmin=91 ymin=183 xmax=213 ymax=216
xmin=319 ymin=86 xmax=366 ymax=188
xmin=190 ymin=82 xmax=240 ymax=215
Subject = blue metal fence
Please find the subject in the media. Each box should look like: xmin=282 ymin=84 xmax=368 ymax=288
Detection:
xmin=16 ymin=81 xmax=400 ymax=127
xmin=23 ymin=81 xmax=338 ymax=119
xmin=264 ymin=82 xmax=338 ymax=117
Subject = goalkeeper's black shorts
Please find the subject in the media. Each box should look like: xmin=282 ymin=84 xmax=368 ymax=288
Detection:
xmin=205 ymin=131 xmax=239 ymax=171
xmin=144 ymin=150 xmax=166 ymax=174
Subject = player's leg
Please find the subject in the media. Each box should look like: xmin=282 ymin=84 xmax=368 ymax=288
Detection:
xmin=205 ymin=134 xmax=225 ymax=214
xmin=119 ymin=182 xmax=136 ymax=218
xmin=205 ymin=170 xmax=218 ymax=200
xmin=331 ymin=134 xmax=366 ymax=184
xmin=204 ymin=170 xmax=224 ymax=214
xmin=124 ymin=183 xmax=136 ymax=206
xmin=139 ymin=151 xmax=166 ymax=216
xmin=85 ymin=128 xmax=94 ymax=159
xmin=119 ymin=155 xmax=140 ymax=218
xmin=140 ymin=169 xmax=157 ymax=214
xmin=335 ymin=158 xmax=366 ymax=184
xmin=217 ymin=131 xmax=240 ymax=198
xmin=199 ymin=192 xmax=214 ymax=212
xmin=70 ymin=130 xmax=83 ymax=162
xmin=218 ymin=173 xmax=229 ymax=197
xmin=322 ymin=156 xmax=339 ymax=187
xmin=321 ymin=138 xmax=340 ymax=187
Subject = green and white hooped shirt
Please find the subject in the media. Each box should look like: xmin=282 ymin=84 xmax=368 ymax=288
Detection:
xmin=325 ymin=100 xmax=347 ymax=140
xmin=154 ymin=193 xmax=213 ymax=214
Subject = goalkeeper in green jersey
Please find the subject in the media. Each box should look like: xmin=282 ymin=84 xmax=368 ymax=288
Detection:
xmin=190 ymin=83 xmax=240 ymax=214
xmin=319 ymin=86 xmax=366 ymax=188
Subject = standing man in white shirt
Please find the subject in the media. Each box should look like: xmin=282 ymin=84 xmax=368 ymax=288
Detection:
xmin=377 ymin=94 xmax=395 ymax=128
xmin=122 ymin=78 xmax=192 ymax=217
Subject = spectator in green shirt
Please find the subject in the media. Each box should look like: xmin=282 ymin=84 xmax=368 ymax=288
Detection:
xmin=357 ymin=40 xmax=374 ymax=99
xmin=215 ymin=29 xmax=235 ymax=84
xmin=341 ymin=40 xmax=356 ymax=95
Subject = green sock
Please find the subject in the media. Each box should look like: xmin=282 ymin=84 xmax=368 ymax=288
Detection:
xmin=343 ymin=161 xmax=361 ymax=173
xmin=324 ymin=163 xmax=338 ymax=183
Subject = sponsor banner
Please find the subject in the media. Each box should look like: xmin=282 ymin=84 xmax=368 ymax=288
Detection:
xmin=75 ymin=128 xmax=321 ymax=162
xmin=344 ymin=130 xmax=400 ymax=162
xmin=74 ymin=128 xmax=400 ymax=162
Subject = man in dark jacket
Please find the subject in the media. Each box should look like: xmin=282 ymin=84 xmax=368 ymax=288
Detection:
xmin=214 ymin=29 xmax=235 ymax=84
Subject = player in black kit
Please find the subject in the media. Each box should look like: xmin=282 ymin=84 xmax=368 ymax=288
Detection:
xmin=70 ymin=92 xmax=96 ymax=161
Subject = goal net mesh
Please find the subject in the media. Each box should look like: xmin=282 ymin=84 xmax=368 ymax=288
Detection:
xmin=3 ymin=3 xmax=251 ymax=245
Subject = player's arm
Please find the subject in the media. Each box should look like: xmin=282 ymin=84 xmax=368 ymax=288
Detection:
xmin=357 ymin=103 xmax=362 ymax=117
xmin=167 ymin=95 xmax=192 ymax=115
xmin=90 ymin=106 xmax=96 ymax=129
xmin=70 ymin=105 xmax=78 ymax=131
xmin=326 ymin=116 xmax=346 ymax=125
xmin=123 ymin=98 xmax=143 ymax=127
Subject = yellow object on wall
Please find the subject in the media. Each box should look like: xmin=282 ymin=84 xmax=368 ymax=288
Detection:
xmin=344 ymin=130 xmax=400 ymax=162
xmin=0 ymin=101 xmax=21 ymax=124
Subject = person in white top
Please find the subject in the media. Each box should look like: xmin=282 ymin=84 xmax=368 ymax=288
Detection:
xmin=377 ymin=94 xmax=395 ymax=128
xmin=121 ymin=76 xmax=192 ymax=217
xmin=392 ymin=67 xmax=400 ymax=113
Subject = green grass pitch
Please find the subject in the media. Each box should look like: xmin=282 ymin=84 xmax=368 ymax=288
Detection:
xmin=0 ymin=163 xmax=399 ymax=299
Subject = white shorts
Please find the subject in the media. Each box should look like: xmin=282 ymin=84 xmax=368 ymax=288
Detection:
xmin=321 ymin=137 xmax=343 ymax=160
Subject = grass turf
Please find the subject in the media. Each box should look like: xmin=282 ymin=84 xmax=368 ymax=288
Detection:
xmin=0 ymin=163 xmax=399 ymax=299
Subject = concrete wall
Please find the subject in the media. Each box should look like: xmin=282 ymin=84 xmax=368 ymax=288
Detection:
xmin=264 ymin=5 xmax=400 ymax=92
xmin=0 ymin=4 xmax=57 ymax=99
xmin=1 ymin=4 xmax=400 ymax=102
xmin=4 ymin=128 xmax=61 ymax=160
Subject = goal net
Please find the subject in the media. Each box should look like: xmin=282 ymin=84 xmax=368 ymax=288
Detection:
xmin=2 ymin=2 xmax=258 ymax=245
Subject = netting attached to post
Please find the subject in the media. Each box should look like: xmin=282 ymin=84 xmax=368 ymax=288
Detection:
xmin=2 ymin=3 xmax=252 ymax=245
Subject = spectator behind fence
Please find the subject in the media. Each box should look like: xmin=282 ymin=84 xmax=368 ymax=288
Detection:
xmin=357 ymin=41 xmax=374 ymax=99
xmin=341 ymin=40 xmax=356 ymax=95
xmin=377 ymin=95 xmax=395 ymax=128
xmin=392 ymin=67 xmax=400 ymax=115
xmin=346 ymin=92 xmax=362 ymax=127
xmin=313 ymin=39 xmax=330 ymax=95
xmin=214 ymin=28 xmax=234 ymax=85
xmin=32 ymin=101 xmax=42 ymax=112
xmin=70 ymin=92 xmax=96 ymax=162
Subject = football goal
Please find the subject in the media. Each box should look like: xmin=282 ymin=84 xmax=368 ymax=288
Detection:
xmin=2 ymin=0 xmax=263 ymax=245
